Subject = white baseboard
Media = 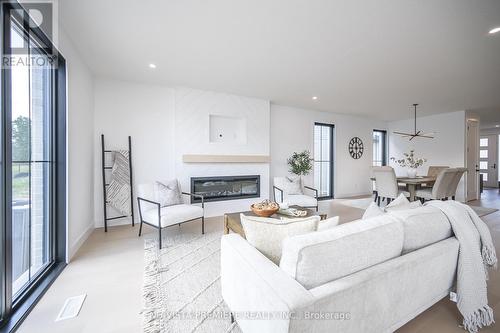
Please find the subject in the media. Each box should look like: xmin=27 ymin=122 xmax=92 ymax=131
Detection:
xmin=68 ymin=224 xmax=94 ymax=262
xmin=335 ymin=191 xmax=372 ymax=199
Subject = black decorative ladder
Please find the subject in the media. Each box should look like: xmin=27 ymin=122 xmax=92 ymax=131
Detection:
xmin=101 ymin=135 xmax=135 ymax=232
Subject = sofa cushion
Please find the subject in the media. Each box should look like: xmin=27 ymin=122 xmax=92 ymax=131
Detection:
xmin=142 ymin=204 xmax=203 ymax=227
xmin=388 ymin=206 xmax=452 ymax=254
xmin=280 ymin=215 xmax=404 ymax=289
xmin=240 ymin=214 xmax=320 ymax=265
xmin=284 ymin=194 xmax=317 ymax=208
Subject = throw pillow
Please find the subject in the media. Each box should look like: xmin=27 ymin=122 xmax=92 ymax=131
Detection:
xmin=386 ymin=193 xmax=410 ymax=208
xmin=362 ymin=202 xmax=385 ymax=219
xmin=155 ymin=180 xmax=183 ymax=207
xmin=385 ymin=200 xmax=422 ymax=212
xmin=284 ymin=176 xmax=303 ymax=195
xmin=384 ymin=193 xmax=422 ymax=212
xmin=317 ymin=216 xmax=340 ymax=231
xmin=240 ymin=214 xmax=320 ymax=264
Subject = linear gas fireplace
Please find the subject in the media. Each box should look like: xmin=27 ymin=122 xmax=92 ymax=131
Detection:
xmin=190 ymin=175 xmax=260 ymax=203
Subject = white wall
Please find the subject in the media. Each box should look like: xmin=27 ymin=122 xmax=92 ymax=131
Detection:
xmin=59 ymin=30 xmax=95 ymax=260
xmin=270 ymin=104 xmax=387 ymax=198
xmin=93 ymin=79 xmax=175 ymax=227
xmin=93 ymin=83 xmax=270 ymax=224
xmin=388 ymin=111 xmax=467 ymax=201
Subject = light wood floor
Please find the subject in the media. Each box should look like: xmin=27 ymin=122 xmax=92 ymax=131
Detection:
xmin=17 ymin=191 xmax=500 ymax=333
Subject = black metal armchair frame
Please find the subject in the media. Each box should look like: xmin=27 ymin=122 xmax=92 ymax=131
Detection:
xmin=137 ymin=192 xmax=204 ymax=249
xmin=272 ymin=185 xmax=319 ymax=211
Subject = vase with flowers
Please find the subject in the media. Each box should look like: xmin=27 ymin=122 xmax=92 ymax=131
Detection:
xmin=390 ymin=150 xmax=427 ymax=178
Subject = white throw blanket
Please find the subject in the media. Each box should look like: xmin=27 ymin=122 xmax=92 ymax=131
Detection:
xmin=425 ymin=201 xmax=497 ymax=333
xmin=107 ymin=150 xmax=131 ymax=216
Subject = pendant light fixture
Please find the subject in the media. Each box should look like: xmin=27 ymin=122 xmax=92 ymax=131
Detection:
xmin=393 ymin=104 xmax=434 ymax=140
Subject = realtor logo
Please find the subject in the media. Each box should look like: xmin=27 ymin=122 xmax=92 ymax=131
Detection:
xmin=2 ymin=0 xmax=59 ymax=67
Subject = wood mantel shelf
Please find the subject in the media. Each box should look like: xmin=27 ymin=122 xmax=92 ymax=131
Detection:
xmin=182 ymin=154 xmax=270 ymax=163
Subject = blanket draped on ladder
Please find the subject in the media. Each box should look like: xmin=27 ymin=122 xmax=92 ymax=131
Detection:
xmin=107 ymin=150 xmax=131 ymax=216
xmin=426 ymin=201 xmax=497 ymax=333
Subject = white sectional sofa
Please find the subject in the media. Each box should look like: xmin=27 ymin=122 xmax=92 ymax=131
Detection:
xmin=221 ymin=206 xmax=458 ymax=333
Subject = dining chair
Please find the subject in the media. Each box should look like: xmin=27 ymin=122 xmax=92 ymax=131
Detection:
xmin=370 ymin=167 xmax=379 ymax=202
xmin=447 ymin=168 xmax=467 ymax=200
xmin=427 ymin=166 xmax=449 ymax=178
xmin=415 ymin=168 xmax=457 ymax=202
xmin=372 ymin=166 xmax=410 ymax=206
xmin=421 ymin=166 xmax=449 ymax=188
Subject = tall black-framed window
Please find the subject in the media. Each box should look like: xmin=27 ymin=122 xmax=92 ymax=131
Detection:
xmin=313 ymin=123 xmax=335 ymax=199
xmin=1 ymin=1 xmax=66 ymax=331
xmin=373 ymin=130 xmax=387 ymax=166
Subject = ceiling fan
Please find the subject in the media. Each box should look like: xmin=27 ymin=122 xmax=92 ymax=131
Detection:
xmin=393 ymin=104 xmax=435 ymax=140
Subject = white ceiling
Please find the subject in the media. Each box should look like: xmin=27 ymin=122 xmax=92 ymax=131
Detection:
xmin=59 ymin=0 xmax=500 ymax=121
xmin=474 ymin=108 xmax=500 ymax=129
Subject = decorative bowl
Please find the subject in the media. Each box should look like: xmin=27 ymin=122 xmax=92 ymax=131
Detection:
xmin=250 ymin=203 xmax=280 ymax=217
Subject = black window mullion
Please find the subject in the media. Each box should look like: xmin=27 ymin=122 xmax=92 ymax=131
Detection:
xmin=1 ymin=4 xmax=14 ymax=320
xmin=27 ymin=19 xmax=32 ymax=294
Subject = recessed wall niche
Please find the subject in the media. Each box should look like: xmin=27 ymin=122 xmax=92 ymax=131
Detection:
xmin=209 ymin=114 xmax=247 ymax=144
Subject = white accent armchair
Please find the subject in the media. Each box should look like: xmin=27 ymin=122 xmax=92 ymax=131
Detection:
xmin=136 ymin=181 xmax=204 ymax=249
xmin=273 ymin=177 xmax=318 ymax=211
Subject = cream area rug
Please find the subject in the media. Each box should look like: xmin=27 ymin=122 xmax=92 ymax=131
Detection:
xmin=142 ymin=229 xmax=241 ymax=333
xmin=339 ymin=197 xmax=498 ymax=217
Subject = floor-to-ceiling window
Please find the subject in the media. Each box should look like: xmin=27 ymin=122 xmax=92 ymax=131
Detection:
xmin=372 ymin=130 xmax=387 ymax=166
xmin=1 ymin=2 xmax=66 ymax=331
xmin=313 ymin=123 xmax=334 ymax=199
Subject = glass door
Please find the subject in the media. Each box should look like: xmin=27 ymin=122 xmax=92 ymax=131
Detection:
xmin=479 ymin=135 xmax=498 ymax=188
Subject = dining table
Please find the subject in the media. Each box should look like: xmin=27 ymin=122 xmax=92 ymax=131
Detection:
xmin=370 ymin=176 xmax=437 ymax=202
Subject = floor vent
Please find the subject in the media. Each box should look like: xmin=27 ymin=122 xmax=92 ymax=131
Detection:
xmin=55 ymin=294 xmax=87 ymax=322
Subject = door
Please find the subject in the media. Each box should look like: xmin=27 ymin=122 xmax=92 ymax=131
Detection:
xmin=466 ymin=120 xmax=479 ymax=201
xmin=480 ymin=135 xmax=499 ymax=188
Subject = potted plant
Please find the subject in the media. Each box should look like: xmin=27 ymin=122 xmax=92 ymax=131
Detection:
xmin=390 ymin=150 xmax=426 ymax=178
xmin=287 ymin=150 xmax=313 ymax=178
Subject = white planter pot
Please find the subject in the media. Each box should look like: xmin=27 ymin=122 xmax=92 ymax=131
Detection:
xmin=407 ymin=168 xmax=417 ymax=178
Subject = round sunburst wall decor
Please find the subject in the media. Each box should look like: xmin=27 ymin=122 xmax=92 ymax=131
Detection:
xmin=348 ymin=137 xmax=364 ymax=159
